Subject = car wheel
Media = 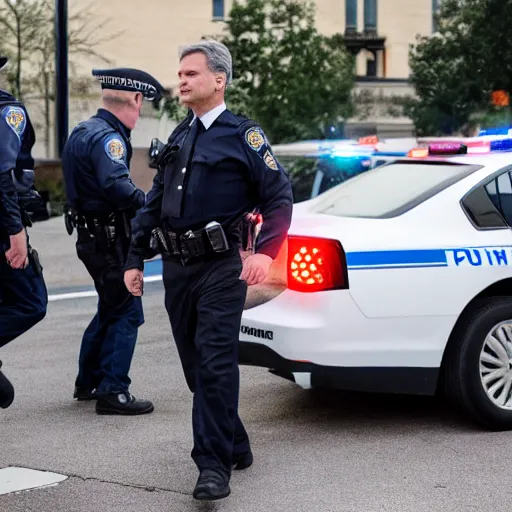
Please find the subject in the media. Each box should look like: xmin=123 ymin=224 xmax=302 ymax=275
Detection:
xmin=444 ymin=296 xmax=512 ymax=430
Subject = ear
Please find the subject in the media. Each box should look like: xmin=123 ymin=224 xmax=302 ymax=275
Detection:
xmin=134 ymin=92 xmax=143 ymax=106
xmin=215 ymin=73 xmax=225 ymax=91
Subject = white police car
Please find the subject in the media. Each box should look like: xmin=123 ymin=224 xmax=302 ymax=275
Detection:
xmin=240 ymin=137 xmax=512 ymax=430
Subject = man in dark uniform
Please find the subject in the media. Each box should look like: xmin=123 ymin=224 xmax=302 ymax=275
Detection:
xmin=124 ymin=41 xmax=293 ymax=500
xmin=0 ymin=56 xmax=48 ymax=409
xmin=61 ymin=67 xmax=164 ymax=415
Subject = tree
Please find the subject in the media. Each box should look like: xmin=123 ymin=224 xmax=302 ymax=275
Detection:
xmin=406 ymin=0 xmax=512 ymax=135
xmin=0 ymin=0 xmax=119 ymax=156
xmin=163 ymin=0 xmax=355 ymax=144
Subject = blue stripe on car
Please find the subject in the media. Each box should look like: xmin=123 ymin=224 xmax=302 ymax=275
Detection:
xmin=347 ymin=246 xmax=512 ymax=269
xmin=347 ymin=249 xmax=447 ymax=269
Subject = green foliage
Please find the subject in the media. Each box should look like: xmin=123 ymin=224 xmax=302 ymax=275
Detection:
xmin=222 ymin=0 xmax=355 ymax=143
xmin=162 ymin=0 xmax=355 ymax=144
xmin=407 ymin=0 xmax=512 ymax=135
xmin=161 ymin=95 xmax=189 ymax=124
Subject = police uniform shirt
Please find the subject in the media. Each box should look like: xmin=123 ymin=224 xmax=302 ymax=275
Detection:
xmin=62 ymin=108 xmax=145 ymax=213
xmin=126 ymin=103 xmax=293 ymax=269
xmin=0 ymin=90 xmax=29 ymax=240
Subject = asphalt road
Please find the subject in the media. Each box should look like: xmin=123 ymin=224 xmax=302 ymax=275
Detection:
xmin=1 ymin=279 xmax=512 ymax=512
xmin=2 ymin=216 xmax=512 ymax=510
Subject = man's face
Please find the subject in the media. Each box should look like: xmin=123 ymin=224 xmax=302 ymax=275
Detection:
xmin=178 ymin=52 xmax=218 ymax=106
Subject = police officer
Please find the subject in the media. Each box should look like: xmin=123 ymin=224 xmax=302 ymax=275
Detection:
xmin=61 ymin=67 xmax=164 ymax=415
xmin=0 ymin=55 xmax=48 ymax=409
xmin=124 ymin=41 xmax=293 ymax=500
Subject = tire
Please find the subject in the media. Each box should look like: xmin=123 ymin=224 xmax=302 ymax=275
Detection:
xmin=444 ymin=296 xmax=512 ymax=430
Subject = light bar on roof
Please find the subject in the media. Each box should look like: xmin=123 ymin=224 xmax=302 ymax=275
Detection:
xmin=358 ymin=135 xmax=379 ymax=146
xmin=429 ymin=142 xmax=468 ymax=155
xmin=478 ymin=127 xmax=512 ymax=136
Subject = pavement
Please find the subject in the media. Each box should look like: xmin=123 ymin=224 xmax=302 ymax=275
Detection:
xmin=27 ymin=216 xmax=93 ymax=290
xmin=1 ymin=217 xmax=512 ymax=511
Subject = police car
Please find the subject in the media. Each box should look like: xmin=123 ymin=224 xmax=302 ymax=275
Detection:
xmin=240 ymin=136 xmax=512 ymax=430
xmin=273 ymin=136 xmax=418 ymax=203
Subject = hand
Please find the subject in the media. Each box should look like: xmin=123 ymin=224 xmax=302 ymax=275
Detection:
xmin=124 ymin=269 xmax=144 ymax=296
xmin=5 ymin=229 xmax=28 ymax=269
xmin=240 ymin=253 xmax=273 ymax=286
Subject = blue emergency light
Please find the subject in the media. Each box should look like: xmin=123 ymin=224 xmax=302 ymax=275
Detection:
xmin=478 ymin=126 xmax=512 ymax=136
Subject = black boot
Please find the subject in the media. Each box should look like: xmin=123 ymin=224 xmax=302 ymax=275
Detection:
xmin=193 ymin=469 xmax=230 ymax=501
xmin=0 ymin=360 xmax=15 ymax=409
xmin=95 ymin=390 xmax=154 ymax=415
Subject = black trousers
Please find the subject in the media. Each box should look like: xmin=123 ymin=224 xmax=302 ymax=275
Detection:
xmin=163 ymin=247 xmax=250 ymax=478
xmin=0 ymin=240 xmax=47 ymax=348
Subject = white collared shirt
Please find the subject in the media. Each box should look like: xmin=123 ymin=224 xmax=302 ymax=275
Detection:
xmin=190 ymin=102 xmax=227 ymax=130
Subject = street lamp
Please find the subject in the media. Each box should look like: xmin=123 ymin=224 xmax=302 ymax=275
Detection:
xmin=55 ymin=0 xmax=68 ymax=157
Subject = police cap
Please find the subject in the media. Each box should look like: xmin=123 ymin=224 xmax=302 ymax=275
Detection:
xmin=0 ymin=56 xmax=8 ymax=71
xmin=92 ymin=67 xmax=164 ymax=102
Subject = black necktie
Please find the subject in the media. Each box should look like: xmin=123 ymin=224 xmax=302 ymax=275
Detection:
xmin=167 ymin=118 xmax=203 ymax=218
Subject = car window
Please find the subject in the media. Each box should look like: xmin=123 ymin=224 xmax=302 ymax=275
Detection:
xmin=460 ymin=168 xmax=511 ymax=230
xmin=308 ymin=161 xmax=482 ymax=218
xmin=484 ymin=171 xmax=512 ymax=225
xmin=278 ymin=156 xmax=318 ymax=203
xmin=278 ymin=154 xmax=372 ymax=203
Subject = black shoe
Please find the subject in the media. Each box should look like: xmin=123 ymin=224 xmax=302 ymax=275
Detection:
xmin=95 ymin=391 xmax=154 ymax=415
xmin=0 ymin=360 xmax=14 ymax=409
xmin=233 ymin=450 xmax=253 ymax=470
xmin=73 ymin=386 xmax=97 ymax=401
xmin=193 ymin=469 xmax=230 ymax=501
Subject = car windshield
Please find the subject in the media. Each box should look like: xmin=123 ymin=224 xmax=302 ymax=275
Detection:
xmin=278 ymin=153 xmax=373 ymax=203
xmin=308 ymin=161 xmax=482 ymax=218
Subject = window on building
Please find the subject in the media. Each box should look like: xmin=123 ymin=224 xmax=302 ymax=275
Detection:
xmin=345 ymin=0 xmax=357 ymax=33
xmin=432 ymin=0 xmax=439 ymax=32
xmin=366 ymin=50 xmax=377 ymax=77
xmin=213 ymin=0 xmax=224 ymax=19
xmin=364 ymin=0 xmax=377 ymax=32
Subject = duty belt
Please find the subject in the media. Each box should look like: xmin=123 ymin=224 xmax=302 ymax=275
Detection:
xmin=153 ymin=221 xmax=232 ymax=262
xmin=65 ymin=208 xmax=132 ymax=248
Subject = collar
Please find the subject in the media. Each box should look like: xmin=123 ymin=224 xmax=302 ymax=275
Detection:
xmin=96 ymin=108 xmax=131 ymax=140
xmin=0 ymin=89 xmax=16 ymax=102
xmin=190 ymin=103 xmax=227 ymax=130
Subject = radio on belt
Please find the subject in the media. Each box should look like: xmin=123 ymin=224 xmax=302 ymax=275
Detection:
xmin=205 ymin=221 xmax=230 ymax=252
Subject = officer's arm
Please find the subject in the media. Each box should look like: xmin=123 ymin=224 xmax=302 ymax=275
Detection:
xmin=241 ymin=126 xmax=293 ymax=260
xmin=124 ymin=167 xmax=165 ymax=270
xmin=0 ymin=108 xmax=24 ymax=236
xmin=91 ymin=134 xmax=145 ymax=211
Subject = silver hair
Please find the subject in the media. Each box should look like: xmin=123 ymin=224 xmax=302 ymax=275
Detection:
xmin=179 ymin=40 xmax=233 ymax=85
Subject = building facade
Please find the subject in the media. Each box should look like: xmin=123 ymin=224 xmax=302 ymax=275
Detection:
xmin=29 ymin=0 xmax=439 ymax=157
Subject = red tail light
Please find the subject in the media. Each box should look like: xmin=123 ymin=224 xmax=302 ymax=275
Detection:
xmin=287 ymin=235 xmax=348 ymax=292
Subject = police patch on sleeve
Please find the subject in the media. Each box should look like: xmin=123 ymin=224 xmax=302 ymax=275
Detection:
xmin=104 ymin=135 xmax=126 ymax=162
xmin=245 ymin=127 xmax=265 ymax=151
xmin=243 ymin=124 xmax=282 ymax=171
xmin=263 ymin=150 xmax=278 ymax=171
xmin=1 ymin=106 xmax=26 ymax=139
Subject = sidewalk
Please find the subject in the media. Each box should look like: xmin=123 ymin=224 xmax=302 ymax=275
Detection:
xmin=28 ymin=216 xmax=92 ymax=289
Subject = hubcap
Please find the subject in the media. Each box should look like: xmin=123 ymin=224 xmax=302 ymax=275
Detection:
xmin=480 ymin=321 xmax=512 ymax=409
